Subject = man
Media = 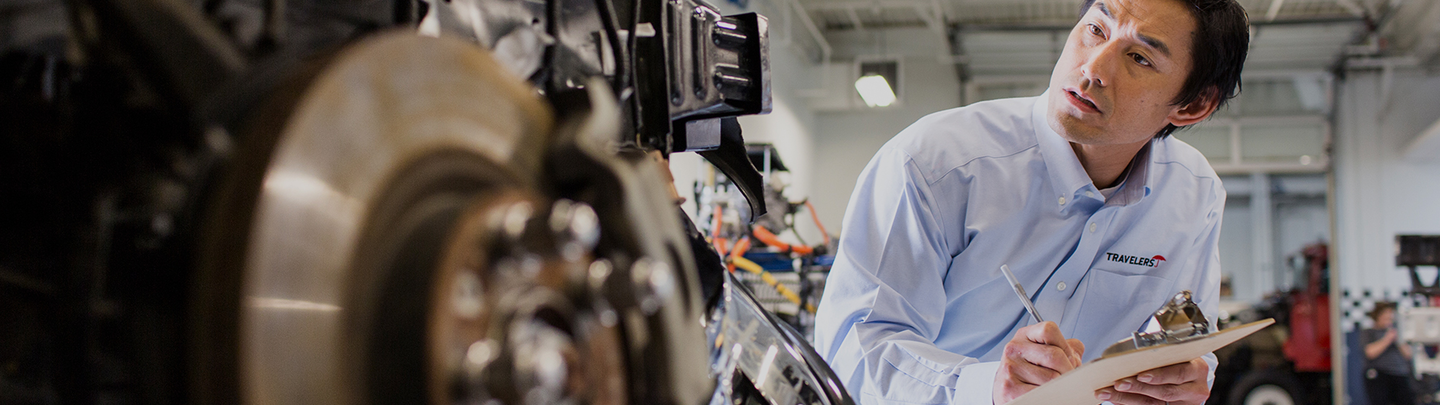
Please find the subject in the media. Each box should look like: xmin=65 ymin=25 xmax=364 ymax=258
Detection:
xmin=812 ymin=0 xmax=1249 ymax=404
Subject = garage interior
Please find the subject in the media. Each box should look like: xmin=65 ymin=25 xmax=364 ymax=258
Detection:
xmin=4 ymin=0 xmax=1440 ymax=404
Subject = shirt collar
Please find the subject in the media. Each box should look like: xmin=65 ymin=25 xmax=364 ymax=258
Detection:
xmin=1030 ymin=90 xmax=1153 ymax=208
xmin=1108 ymin=140 xmax=1152 ymax=206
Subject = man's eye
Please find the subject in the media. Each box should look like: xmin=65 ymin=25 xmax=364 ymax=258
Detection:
xmin=1087 ymin=23 xmax=1104 ymax=37
xmin=1132 ymin=53 xmax=1152 ymax=67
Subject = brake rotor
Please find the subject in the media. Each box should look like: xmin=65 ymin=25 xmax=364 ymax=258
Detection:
xmin=197 ymin=30 xmax=557 ymax=405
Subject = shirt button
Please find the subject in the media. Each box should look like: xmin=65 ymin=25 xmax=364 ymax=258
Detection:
xmin=1057 ymin=281 xmax=1068 ymax=291
xmin=1089 ymin=223 xmax=1097 ymax=233
xmin=1058 ymin=196 xmax=1066 ymax=205
xmin=1086 ymin=190 xmax=1094 ymax=197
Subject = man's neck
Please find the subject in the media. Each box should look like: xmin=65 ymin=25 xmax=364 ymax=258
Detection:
xmin=1070 ymin=139 xmax=1150 ymax=189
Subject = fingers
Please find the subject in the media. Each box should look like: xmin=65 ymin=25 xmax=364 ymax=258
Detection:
xmin=994 ymin=322 xmax=1084 ymax=404
xmin=992 ymin=366 xmax=1039 ymax=404
xmin=1067 ymin=338 xmax=1085 ymax=363
xmin=1100 ymin=378 xmax=1206 ymax=404
xmin=1096 ymin=358 xmax=1211 ymax=405
xmin=1001 ymin=345 xmax=1065 ymax=384
xmin=1136 ymin=358 xmax=1207 ymax=385
xmin=1011 ymin=323 xmax=1081 ymax=374
xmin=1095 ymin=386 xmax=1172 ymax=405
xmin=1019 ymin=321 xmax=1077 ymax=366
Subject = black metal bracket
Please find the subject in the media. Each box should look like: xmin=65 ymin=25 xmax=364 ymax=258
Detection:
xmin=1399 ymin=235 xmax=1440 ymax=296
xmin=697 ymin=117 xmax=765 ymax=220
xmin=634 ymin=0 xmax=769 ymax=153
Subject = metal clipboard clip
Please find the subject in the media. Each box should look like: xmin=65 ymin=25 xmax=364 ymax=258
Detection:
xmin=1100 ymin=291 xmax=1213 ymax=358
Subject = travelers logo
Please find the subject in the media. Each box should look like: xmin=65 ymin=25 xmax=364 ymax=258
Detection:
xmin=1106 ymin=252 xmax=1167 ymax=267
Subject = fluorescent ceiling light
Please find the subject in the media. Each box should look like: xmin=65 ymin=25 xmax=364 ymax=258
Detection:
xmin=855 ymin=74 xmax=896 ymax=107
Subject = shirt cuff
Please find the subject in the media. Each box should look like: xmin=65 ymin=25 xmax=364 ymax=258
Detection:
xmin=953 ymin=361 xmax=1001 ymax=405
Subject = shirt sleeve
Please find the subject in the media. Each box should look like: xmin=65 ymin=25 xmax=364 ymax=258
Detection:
xmin=1360 ymin=329 xmax=1378 ymax=345
xmin=1183 ymin=184 xmax=1226 ymax=388
xmin=814 ymin=146 xmax=997 ymax=405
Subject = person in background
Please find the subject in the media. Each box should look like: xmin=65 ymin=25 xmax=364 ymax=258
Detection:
xmin=1362 ymin=301 xmax=1415 ymax=405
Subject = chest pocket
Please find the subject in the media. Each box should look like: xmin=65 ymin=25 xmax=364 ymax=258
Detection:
xmin=1076 ymin=267 xmax=1173 ymax=354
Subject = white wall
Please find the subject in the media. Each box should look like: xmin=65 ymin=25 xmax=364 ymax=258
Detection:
xmin=806 ymin=27 xmax=964 ymax=234
xmin=1333 ymin=70 xmax=1440 ymax=293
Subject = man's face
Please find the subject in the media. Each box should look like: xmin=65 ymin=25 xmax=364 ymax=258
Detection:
xmin=1047 ymin=0 xmax=1200 ymax=145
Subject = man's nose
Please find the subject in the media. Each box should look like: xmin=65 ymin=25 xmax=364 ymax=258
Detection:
xmin=1080 ymin=44 xmax=1119 ymax=88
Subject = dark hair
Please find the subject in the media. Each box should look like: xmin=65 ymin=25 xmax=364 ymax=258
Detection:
xmin=1079 ymin=0 xmax=1250 ymax=138
xmin=1369 ymin=301 xmax=1397 ymax=320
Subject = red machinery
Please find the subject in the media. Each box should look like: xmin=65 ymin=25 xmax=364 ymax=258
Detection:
xmin=1211 ymin=242 xmax=1333 ymax=405
xmin=1284 ymin=244 xmax=1333 ymax=372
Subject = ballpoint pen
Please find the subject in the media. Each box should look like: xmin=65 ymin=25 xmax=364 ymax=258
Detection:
xmin=1000 ymin=264 xmax=1044 ymax=324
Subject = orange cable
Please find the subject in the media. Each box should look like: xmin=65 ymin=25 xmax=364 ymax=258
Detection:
xmin=752 ymin=225 xmax=813 ymax=255
xmin=804 ymin=200 xmax=831 ymax=247
xmin=710 ymin=205 xmax=723 ymax=244
xmin=726 ymin=237 xmax=751 ymax=273
xmin=730 ymin=237 xmax=752 ymax=261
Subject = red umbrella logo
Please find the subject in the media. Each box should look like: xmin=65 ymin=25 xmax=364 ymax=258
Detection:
xmin=1152 ymin=255 xmax=1167 ymax=262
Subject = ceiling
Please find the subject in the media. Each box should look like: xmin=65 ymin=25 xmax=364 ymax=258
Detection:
xmin=789 ymin=0 xmax=1440 ymax=76
xmin=799 ymin=0 xmax=1366 ymax=30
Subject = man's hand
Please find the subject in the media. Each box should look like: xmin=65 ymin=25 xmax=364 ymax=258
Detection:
xmin=993 ymin=322 xmax=1085 ymax=404
xmin=1095 ymin=357 xmax=1209 ymax=405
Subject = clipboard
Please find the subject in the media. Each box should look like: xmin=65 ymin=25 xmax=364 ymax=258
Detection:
xmin=1006 ymin=319 xmax=1275 ymax=405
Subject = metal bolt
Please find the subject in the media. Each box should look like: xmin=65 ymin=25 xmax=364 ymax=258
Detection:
xmin=588 ymin=259 xmax=613 ymax=291
xmin=549 ymin=200 xmax=600 ymax=261
xmin=511 ymin=319 xmax=574 ymax=405
xmin=452 ymin=271 xmax=484 ymax=319
xmin=520 ymin=255 xmax=543 ymax=279
xmin=632 ymin=258 xmax=675 ymax=314
xmin=204 ymin=127 xmax=233 ymax=154
xmin=598 ymin=308 xmax=618 ymax=327
xmin=151 ymin=214 xmax=174 ymax=236
xmin=501 ymin=201 xmax=534 ymax=243
xmin=466 ymin=340 xmax=496 ymax=369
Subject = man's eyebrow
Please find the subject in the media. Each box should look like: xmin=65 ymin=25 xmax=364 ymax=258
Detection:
xmin=1094 ymin=1 xmax=1173 ymax=58
xmin=1138 ymin=33 xmax=1172 ymax=58
xmin=1096 ymin=2 xmax=1113 ymax=19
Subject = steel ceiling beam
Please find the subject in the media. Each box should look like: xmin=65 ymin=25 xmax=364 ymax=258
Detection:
xmin=802 ymin=0 xmax=941 ymax=11
xmin=1267 ymin=0 xmax=1287 ymax=20
xmin=846 ymin=7 xmax=865 ymax=31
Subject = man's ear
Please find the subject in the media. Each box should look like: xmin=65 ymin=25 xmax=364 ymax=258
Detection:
xmin=1167 ymin=87 xmax=1220 ymax=127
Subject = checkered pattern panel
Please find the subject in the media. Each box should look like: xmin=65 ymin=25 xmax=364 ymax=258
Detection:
xmin=1341 ymin=288 xmax=1428 ymax=332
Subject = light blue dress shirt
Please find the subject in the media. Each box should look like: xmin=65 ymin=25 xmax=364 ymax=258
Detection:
xmin=813 ymin=92 xmax=1225 ymax=405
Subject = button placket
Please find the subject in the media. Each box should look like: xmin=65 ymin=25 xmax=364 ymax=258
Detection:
xmin=1034 ymin=208 xmax=1111 ymax=322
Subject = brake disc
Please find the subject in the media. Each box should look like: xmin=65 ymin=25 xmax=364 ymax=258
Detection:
xmin=196 ymin=29 xmax=710 ymax=405
xmin=196 ymin=30 xmax=554 ymax=405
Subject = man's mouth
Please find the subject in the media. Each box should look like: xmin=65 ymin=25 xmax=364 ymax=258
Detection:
xmin=1066 ymin=89 xmax=1101 ymax=113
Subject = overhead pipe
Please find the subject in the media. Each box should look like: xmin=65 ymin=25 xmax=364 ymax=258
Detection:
xmin=778 ymin=0 xmax=834 ymax=98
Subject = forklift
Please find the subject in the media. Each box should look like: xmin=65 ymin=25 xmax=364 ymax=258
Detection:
xmin=1209 ymin=242 xmax=1332 ymax=405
